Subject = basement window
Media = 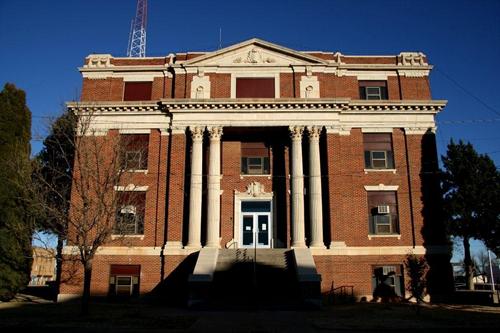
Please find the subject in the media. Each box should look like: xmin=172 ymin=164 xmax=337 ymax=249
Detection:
xmin=108 ymin=265 xmax=140 ymax=297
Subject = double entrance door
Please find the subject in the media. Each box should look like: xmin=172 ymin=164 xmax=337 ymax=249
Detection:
xmin=240 ymin=200 xmax=272 ymax=248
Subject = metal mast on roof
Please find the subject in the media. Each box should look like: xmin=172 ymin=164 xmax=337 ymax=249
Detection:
xmin=127 ymin=0 xmax=147 ymax=57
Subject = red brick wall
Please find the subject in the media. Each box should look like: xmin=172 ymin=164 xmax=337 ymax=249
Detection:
xmin=60 ymin=254 xmax=188 ymax=296
xmin=165 ymin=133 xmax=186 ymax=243
xmin=399 ymin=76 xmax=431 ymax=100
xmin=318 ymin=74 xmax=359 ymax=98
xmin=208 ymin=73 xmax=231 ymax=98
xmin=325 ymin=129 xmax=423 ymax=248
xmin=314 ymin=254 xmax=407 ymax=297
xmin=81 ymin=78 xmax=124 ymax=101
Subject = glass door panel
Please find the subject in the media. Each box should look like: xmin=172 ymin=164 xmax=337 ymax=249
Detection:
xmin=242 ymin=215 xmax=254 ymax=246
xmin=257 ymin=214 xmax=269 ymax=246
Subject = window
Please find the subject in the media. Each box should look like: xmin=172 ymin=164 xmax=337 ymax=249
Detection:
xmin=241 ymin=142 xmax=270 ymax=175
xmin=236 ymin=78 xmax=275 ymax=98
xmin=372 ymin=265 xmax=404 ymax=298
xmin=121 ymin=134 xmax=149 ymax=170
xmin=108 ymin=265 xmax=140 ymax=297
xmin=123 ymin=82 xmax=152 ymax=101
xmin=363 ymin=133 xmax=394 ymax=169
xmin=359 ymin=81 xmax=388 ymax=100
xmin=367 ymin=191 xmax=399 ymax=235
xmin=114 ymin=192 xmax=145 ymax=235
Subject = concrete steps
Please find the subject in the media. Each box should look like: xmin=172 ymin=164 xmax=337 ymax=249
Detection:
xmin=210 ymin=249 xmax=301 ymax=309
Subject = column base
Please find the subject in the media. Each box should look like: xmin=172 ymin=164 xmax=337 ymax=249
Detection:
xmin=309 ymin=243 xmax=327 ymax=250
xmin=184 ymin=244 xmax=202 ymax=250
xmin=164 ymin=241 xmax=183 ymax=249
xmin=291 ymin=243 xmax=307 ymax=249
xmin=204 ymin=243 xmax=221 ymax=249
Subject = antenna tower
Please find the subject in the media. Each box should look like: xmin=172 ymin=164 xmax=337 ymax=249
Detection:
xmin=127 ymin=0 xmax=147 ymax=57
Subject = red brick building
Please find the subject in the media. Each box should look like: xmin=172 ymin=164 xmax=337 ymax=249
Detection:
xmin=60 ymin=38 xmax=452 ymax=304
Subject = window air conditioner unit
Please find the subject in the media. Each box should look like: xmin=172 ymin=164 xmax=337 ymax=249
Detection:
xmin=120 ymin=205 xmax=136 ymax=215
xmin=377 ymin=205 xmax=390 ymax=214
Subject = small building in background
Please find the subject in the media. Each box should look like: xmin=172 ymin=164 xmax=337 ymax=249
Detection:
xmin=30 ymin=247 xmax=56 ymax=286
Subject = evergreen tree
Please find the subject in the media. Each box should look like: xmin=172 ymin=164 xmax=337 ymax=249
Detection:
xmin=0 ymin=83 xmax=33 ymax=300
xmin=441 ymin=140 xmax=500 ymax=290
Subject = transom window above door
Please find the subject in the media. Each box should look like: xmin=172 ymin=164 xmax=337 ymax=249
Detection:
xmin=236 ymin=78 xmax=275 ymax=98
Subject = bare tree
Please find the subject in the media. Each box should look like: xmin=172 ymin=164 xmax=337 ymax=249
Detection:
xmin=32 ymin=107 xmax=144 ymax=314
xmin=474 ymin=250 xmax=490 ymax=283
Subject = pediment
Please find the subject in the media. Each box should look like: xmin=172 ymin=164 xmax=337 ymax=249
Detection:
xmin=183 ymin=38 xmax=328 ymax=67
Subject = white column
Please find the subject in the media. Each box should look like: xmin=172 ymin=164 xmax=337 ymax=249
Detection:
xmin=290 ymin=126 xmax=306 ymax=248
xmin=308 ymin=126 xmax=326 ymax=249
xmin=186 ymin=126 xmax=204 ymax=249
xmin=205 ymin=126 xmax=223 ymax=248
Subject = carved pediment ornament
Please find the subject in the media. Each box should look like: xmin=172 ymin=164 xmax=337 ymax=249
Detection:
xmin=233 ymin=48 xmax=276 ymax=64
xmin=246 ymin=182 xmax=265 ymax=197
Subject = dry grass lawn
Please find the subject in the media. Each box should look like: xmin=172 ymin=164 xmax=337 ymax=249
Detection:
xmin=1 ymin=296 xmax=499 ymax=332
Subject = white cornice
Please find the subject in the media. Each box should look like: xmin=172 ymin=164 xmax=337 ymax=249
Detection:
xmin=158 ymin=99 xmax=446 ymax=113
xmin=67 ymin=101 xmax=161 ymax=113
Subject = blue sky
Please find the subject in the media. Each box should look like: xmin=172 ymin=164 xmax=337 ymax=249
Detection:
xmin=1 ymin=0 xmax=498 ymax=260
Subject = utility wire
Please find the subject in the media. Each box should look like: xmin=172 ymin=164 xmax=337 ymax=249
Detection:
xmin=435 ymin=67 xmax=500 ymax=117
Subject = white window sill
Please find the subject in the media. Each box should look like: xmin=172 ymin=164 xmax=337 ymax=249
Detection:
xmin=364 ymin=168 xmax=396 ymax=174
xmin=111 ymin=235 xmax=145 ymax=240
xmin=368 ymin=234 xmax=401 ymax=240
xmin=240 ymin=174 xmax=272 ymax=180
xmin=120 ymin=169 xmax=148 ymax=174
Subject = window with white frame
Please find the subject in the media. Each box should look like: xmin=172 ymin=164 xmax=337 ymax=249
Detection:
xmin=359 ymin=81 xmax=388 ymax=100
xmin=114 ymin=192 xmax=145 ymax=235
xmin=367 ymin=191 xmax=399 ymax=235
xmin=241 ymin=142 xmax=270 ymax=175
xmin=363 ymin=133 xmax=395 ymax=169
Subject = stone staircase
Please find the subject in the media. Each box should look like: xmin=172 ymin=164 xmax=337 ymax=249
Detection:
xmin=210 ymin=249 xmax=301 ymax=309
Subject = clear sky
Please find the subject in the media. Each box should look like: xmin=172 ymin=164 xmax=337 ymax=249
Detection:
xmin=1 ymin=0 xmax=498 ymax=260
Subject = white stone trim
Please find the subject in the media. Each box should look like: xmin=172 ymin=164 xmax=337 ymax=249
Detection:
xmin=110 ymin=235 xmax=145 ymax=240
xmin=311 ymin=246 xmax=426 ymax=256
xmin=300 ymin=75 xmax=320 ymax=98
xmin=82 ymin=71 xmax=113 ymax=79
xmin=62 ymin=246 xmax=198 ymax=256
xmin=364 ymin=169 xmax=397 ymax=174
xmin=230 ymin=73 xmax=280 ymax=98
xmin=114 ymin=185 xmax=149 ymax=191
xmin=397 ymin=69 xmax=430 ymax=77
xmin=190 ymin=73 xmax=211 ymax=99
xmin=119 ymin=128 xmax=152 ymax=134
xmin=368 ymin=234 xmax=401 ymax=240
xmin=121 ymin=74 xmax=158 ymax=82
xmin=351 ymin=71 xmax=392 ymax=80
xmin=361 ymin=128 xmax=393 ymax=133
xmin=404 ymin=127 xmax=435 ymax=135
xmin=364 ymin=184 xmax=399 ymax=191
xmin=233 ymin=183 xmax=274 ymax=249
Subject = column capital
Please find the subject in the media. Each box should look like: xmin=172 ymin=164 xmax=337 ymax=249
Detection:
xmin=189 ymin=126 xmax=205 ymax=142
xmin=307 ymin=126 xmax=322 ymax=140
xmin=207 ymin=126 xmax=223 ymax=140
xmin=289 ymin=125 xmax=304 ymax=141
